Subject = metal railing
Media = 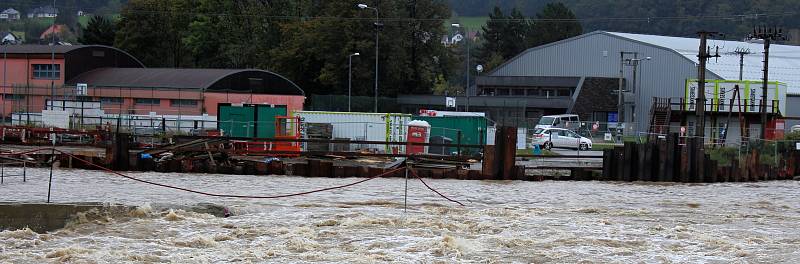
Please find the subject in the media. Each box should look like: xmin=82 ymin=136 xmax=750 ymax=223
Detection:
xmin=0 ymin=159 xmax=27 ymax=184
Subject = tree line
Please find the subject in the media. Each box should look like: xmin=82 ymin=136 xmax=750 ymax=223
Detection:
xmin=77 ymin=0 xmax=582 ymax=97
xmin=449 ymin=0 xmax=800 ymax=40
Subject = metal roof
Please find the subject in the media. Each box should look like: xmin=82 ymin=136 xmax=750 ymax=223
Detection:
xmin=67 ymin=67 xmax=304 ymax=95
xmin=69 ymin=68 xmax=238 ymax=88
xmin=2 ymin=44 xmax=97 ymax=54
xmin=607 ymin=32 xmax=800 ymax=94
xmin=2 ymin=8 xmax=20 ymax=14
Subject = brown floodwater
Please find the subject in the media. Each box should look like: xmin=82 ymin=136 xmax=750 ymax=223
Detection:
xmin=0 ymin=167 xmax=799 ymax=263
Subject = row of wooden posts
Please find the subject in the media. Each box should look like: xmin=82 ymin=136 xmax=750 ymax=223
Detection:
xmin=602 ymin=133 xmax=797 ymax=182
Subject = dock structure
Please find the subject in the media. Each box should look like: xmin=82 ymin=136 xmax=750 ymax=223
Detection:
xmin=0 ymin=123 xmax=797 ymax=183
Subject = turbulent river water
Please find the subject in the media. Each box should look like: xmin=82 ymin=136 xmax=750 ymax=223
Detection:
xmin=0 ymin=167 xmax=799 ymax=263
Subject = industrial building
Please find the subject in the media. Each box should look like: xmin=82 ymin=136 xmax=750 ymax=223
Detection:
xmin=400 ymin=31 xmax=800 ymax=140
xmin=0 ymin=45 xmax=305 ymax=124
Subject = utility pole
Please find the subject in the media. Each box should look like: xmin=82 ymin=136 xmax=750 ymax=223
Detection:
xmin=748 ymin=26 xmax=786 ymax=140
xmin=616 ymin=51 xmax=636 ymax=140
xmin=733 ymin=48 xmax=752 ymax=81
xmin=695 ymin=31 xmax=720 ymax=141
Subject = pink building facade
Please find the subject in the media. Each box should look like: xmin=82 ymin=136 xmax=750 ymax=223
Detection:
xmin=0 ymin=45 xmax=305 ymax=119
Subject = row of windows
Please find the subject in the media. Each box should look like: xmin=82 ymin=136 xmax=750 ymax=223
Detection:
xmin=32 ymin=64 xmax=60 ymax=79
xmin=2 ymin=95 xmax=198 ymax=107
xmin=479 ymin=86 xmax=572 ymax=97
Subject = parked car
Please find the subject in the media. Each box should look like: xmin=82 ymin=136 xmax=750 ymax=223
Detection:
xmin=530 ymin=128 xmax=592 ymax=150
xmin=534 ymin=114 xmax=581 ymax=130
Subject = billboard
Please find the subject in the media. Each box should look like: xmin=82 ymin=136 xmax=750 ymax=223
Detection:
xmin=685 ymin=79 xmax=786 ymax=115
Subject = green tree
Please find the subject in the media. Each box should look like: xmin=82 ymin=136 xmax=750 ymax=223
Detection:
xmin=115 ymin=0 xmax=194 ymax=67
xmin=476 ymin=6 xmax=531 ymax=72
xmin=476 ymin=6 xmax=507 ymax=70
xmin=79 ymin=15 xmax=116 ymax=46
xmin=528 ymin=3 xmax=582 ymax=47
xmin=501 ymin=8 xmax=530 ymax=59
xmin=269 ymin=0 xmax=451 ymax=97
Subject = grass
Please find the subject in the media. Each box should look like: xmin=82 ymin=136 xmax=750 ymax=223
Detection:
xmin=78 ymin=16 xmax=90 ymax=27
xmin=591 ymin=143 xmax=618 ymax=151
xmin=516 ymin=148 xmax=557 ymax=156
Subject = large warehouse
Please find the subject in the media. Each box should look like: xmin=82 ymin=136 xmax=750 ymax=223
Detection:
xmin=402 ymin=31 xmax=800 ymax=138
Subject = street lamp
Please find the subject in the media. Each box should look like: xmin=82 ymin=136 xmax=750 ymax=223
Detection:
xmin=2 ymin=39 xmax=8 ymax=126
xmin=357 ymin=3 xmax=380 ymax=113
xmin=452 ymin=23 xmax=472 ymax=112
xmin=348 ymin=52 xmax=360 ymax=112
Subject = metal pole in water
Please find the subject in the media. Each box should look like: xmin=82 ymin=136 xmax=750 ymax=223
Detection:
xmin=22 ymin=161 xmax=26 ymax=182
xmin=1 ymin=163 xmax=4 ymax=184
xmin=47 ymin=141 xmax=55 ymax=203
xmin=404 ymin=164 xmax=409 ymax=213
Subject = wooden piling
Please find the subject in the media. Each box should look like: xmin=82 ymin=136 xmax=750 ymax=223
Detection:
xmin=602 ymin=150 xmax=614 ymax=181
xmin=614 ymin=146 xmax=624 ymax=181
xmin=308 ymin=160 xmax=321 ymax=177
xmin=622 ymin=142 xmax=634 ymax=181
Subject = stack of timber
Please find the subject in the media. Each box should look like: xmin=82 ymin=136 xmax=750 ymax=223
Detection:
xmin=305 ymin=123 xmax=333 ymax=152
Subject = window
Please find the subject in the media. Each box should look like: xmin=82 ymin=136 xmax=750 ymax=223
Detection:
xmin=170 ymin=99 xmax=198 ymax=107
xmin=538 ymin=117 xmax=555 ymax=126
xmin=526 ymin=88 xmax=540 ymax=96
xmin=248 ymin=78 xmax=264 ymax=89
xmin=557 ymin=89 xmax=571 ymax=97
xmin=3 ymin=94 xmax=24 ymax=100
xmin=135 ymin=98 xmax=160 ymax=105
xmin=32 ymin=64 xmax=60 ymax=79
xmin=512 ymin=89 xmax=525 ymax=96
xmin=496 ymin=89 xmax=509 ymax=96
xmin=100 ymin=97 xmax=123 ymax=104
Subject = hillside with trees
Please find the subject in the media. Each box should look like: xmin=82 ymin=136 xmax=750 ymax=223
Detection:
xmin=449 ymin=0 xmax=800 ymax=40
xmin=114 ymin=0 xmax=452 ymax=97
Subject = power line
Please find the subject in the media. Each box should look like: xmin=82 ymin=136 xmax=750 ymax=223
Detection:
xmin=5 ymin=1 xmax=800 ymax=24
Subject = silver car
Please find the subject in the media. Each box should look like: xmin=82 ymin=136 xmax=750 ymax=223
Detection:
xmin=530 ymin=128 xmax=592 ymax=151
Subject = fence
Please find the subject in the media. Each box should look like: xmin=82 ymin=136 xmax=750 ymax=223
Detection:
xmin=308 ymin=94 xmax=401 ymax=113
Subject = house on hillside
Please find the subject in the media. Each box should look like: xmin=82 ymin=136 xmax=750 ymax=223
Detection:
xmin=27 ymin=6 xmax=58 ymax=18
xmin=1 ymin=8 xmax=21 ymax=20
xmin=1 ymin=31 xmax=20 ymax=44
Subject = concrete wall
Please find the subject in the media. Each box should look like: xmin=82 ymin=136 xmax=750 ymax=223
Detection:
xmin=0 ymin=203 xmax=129 ymax=233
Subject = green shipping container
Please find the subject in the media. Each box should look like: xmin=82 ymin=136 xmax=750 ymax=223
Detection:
xmin=218 ymin=104 xmax=287 ymax=138
xmin=415 ymin=116 xmax=487 ymax=153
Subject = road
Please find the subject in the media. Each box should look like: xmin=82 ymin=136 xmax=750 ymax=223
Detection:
xmin=550 ymin=147 xmax=603 ymax=157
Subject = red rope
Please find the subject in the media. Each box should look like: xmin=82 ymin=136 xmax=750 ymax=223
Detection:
xmin=1 ymin=147 xmax=466 ymax=206
xmin=2 ymin=147 xmax=405 ymax=199
xmin=409 ymin=167 xmax=465 ymax=206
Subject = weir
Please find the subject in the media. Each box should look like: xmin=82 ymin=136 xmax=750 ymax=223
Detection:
xmin=0 ymin=203 xmax=131 ymax=233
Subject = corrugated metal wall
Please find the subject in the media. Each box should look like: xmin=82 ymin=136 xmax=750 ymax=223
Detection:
xmin=490 ymin=32 xmax=721 ymax=132
xmin=294 ymin=111 xmax=411 ymax=152
xmin=785 ymin=95 xmax=800 ymax=130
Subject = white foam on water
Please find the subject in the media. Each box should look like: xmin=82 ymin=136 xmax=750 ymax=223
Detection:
xmin=0 ymin=168 xmax=798 ymax=263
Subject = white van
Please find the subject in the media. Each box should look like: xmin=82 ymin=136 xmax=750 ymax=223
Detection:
xmin=534 ymin=114 xmax=580 ymax=129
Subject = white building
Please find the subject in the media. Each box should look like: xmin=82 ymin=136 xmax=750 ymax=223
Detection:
xmin=0 ymin=8 xmax=20 ymax=20
xmin=27 ymin=6 xmax=58 ymax=18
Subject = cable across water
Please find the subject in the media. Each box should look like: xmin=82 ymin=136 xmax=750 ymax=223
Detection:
xmin=0 ymin=147 xmax=465 ymax=205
